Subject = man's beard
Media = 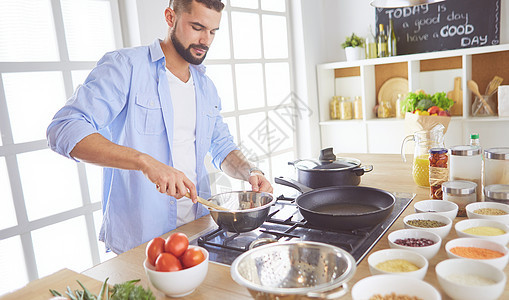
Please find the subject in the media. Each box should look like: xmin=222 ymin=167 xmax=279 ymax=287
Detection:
xmin=171 ymin=22 xmax=209 ymax=65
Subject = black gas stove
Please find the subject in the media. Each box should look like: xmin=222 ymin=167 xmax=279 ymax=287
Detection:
xmin=195 ymin=191 xmax=415 ymax=266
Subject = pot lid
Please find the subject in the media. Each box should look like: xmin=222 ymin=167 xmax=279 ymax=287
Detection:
xmin=291 ymin=158 xmax=361 ymax=171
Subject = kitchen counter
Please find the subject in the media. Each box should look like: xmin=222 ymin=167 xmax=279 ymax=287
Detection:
xmin=4 ymin=154 xmax=508 ymax=299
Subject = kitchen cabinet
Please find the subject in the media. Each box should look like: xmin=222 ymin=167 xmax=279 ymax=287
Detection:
xmin=317 ymin=44 xmax=509 ymax=153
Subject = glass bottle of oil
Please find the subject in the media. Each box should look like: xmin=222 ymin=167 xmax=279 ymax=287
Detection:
xmin=376 ymin=23 xmax=388 ymax=58
xmin=388 ymin=17 xmax=397 ymax=56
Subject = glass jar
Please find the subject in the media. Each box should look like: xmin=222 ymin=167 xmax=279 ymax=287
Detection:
xmin=354 ymin=96 xmax=363 ymax=119
xmin=484 ymin=147 xmax=509 ymax=186
xmin=449 ymin=145 xmax=483 ymax=201
xmin=378 ymin=99 xmax=393 ymax=118
xmin=329 ymin=96 xmax=340 ymax=120
xmin=339 ymin=97 xmax=353 ymax=120
xmin=443 ymin=180 xmax=477 ymax=217
xmin=484 ymin=184 xmax=509 ymax=204
xmin=395 ymin=93 xmax=405 ymax=118
xmin=429 ymin=148 xmax=449 ymax=199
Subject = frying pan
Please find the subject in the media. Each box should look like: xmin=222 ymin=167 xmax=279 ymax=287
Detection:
xmin=275 ymin=177 xmax=395 ymax=230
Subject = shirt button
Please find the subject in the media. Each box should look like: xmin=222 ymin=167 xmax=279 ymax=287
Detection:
xmin=170 ymin=200 xmax=175 ymax=205
xmin=150 ymin=101 xmax=155 ymax=107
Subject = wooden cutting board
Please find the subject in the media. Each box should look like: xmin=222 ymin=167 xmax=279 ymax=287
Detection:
xmin=0 ymin=269 xmax=105 ymax=300
xmin=448 ymin=77 xmax=463 ymax=116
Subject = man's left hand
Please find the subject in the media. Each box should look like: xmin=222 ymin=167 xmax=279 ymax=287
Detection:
xmin=248 ymin=172 xmax=273 ymax=193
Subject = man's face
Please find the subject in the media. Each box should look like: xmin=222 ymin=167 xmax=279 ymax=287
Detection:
xmin=170 ymin=1 xmax=221 ymax=65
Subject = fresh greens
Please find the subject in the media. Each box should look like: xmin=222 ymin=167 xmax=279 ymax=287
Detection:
xmin=402 ymin=91 xmax=454 ymax=112
xmin=341 ymin=33 xmax=365 ymax=48
xmin=50 ymin=278 xmax=155 ymax=300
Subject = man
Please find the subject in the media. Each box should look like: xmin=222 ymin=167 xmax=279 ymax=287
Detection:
xmin=47 ymin=0 xmax=273 ymax=254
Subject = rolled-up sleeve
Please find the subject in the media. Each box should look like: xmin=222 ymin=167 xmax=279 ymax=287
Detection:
xmin=209 ymin=112 xmax=239 ymax=169
xmin=46 ymin=52 xmax=131 ymax=160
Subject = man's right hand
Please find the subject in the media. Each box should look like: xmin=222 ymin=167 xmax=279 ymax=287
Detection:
xmin=139 ymin=154 xmax=198 ymax=203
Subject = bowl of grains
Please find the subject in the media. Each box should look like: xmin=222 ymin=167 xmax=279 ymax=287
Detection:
xmin=436 ymin=259 xmax=506 ymax=300
xmin=388 ymin=229 xmax=442 ymax=260
xmin=455 ymin=218 xmax=509 ymax=245
xmin=414 ymin=199 xmax=459 ymax=221
xmin=351 ymin=274 xmax=441 ymax=300
xmin=403 ymin=212 xmax=452 ymax=239
xmin=466 ymin=201 xmax=509 ymax=225
xmin=445 ymin=237 xmax=509 ymax=270
xmin=367 ymin=248 xmax=428 ymax=279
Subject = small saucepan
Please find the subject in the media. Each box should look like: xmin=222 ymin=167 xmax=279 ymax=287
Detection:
xmin=290 ymin=148 xmax=373 ymax=188
xmin=275 ymin=177 xmax=395 ymax=230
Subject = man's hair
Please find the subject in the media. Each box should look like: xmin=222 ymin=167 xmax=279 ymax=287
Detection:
xmin=169 ymin=0 xmax=224 ymax=14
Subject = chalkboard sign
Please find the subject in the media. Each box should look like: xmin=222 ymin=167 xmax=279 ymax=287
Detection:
xmin=375 ymin=0 xmax=501 ymax=55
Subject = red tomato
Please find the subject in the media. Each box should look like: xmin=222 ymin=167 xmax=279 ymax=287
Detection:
xmin=180 ymin=247 xmax=205 ymax=269
xmin=155 ymin=252 xmax=183 ymax=272
xmin=146 ymin=237 xmax=165 ymax=266
xmin=164 ymin=232 xmax=189 ymax=257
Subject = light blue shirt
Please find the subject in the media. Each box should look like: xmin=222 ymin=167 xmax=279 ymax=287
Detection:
xmin=47 ymin=39 xmax=238 ymax=253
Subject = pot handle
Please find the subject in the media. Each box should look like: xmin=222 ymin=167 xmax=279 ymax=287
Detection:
xmin=352 ymin=164 xmax=373 ymax=176
xmin=274 ymin=176 xmax=314 ymax=193
xmin=306 ymin=283 xmax=348 ymax=299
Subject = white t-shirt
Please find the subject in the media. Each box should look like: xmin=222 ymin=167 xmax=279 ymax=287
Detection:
xmin=166 ymin=68 xmax=197 ymax=226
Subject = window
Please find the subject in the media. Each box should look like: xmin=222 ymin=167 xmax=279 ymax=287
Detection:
xmin=0 ymin=0 xmax=121 ymax=294
xmin=205 ymin=0 xmax=297 ymax=194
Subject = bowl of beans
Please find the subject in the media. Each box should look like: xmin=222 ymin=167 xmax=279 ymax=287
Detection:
xmin=351 ymin=274 xmax=441 ymax=300
xmin=388 ymin=229 xmax=442 ymax=260
xmin=455 ymin=218 xmax=509 ymax=245
xmin=414 ymin=199 xmax=459 ymax=221
xmin=436 ymin=259 xmax=506 ymax=300
xmin=445 ymin=237 xmax=509 ymax=270
xmin=367 ymin=248 xmax=428 ymax=279
xmin=466 ymin=202 xmax=509 ymax=225
xmin=403 ymin=212 xmax=452 ymax=239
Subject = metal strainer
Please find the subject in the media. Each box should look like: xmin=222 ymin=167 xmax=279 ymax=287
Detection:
xmin=231 ymin=241 xmax=356 ymax=299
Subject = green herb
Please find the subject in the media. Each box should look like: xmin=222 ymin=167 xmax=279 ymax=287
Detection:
xmin=50 ymin=278 xmax=155 ymax=300
xmin=402 ymin=91 xmax=453 ymax=112
xmin=341 ymin=33 xmax=365 ymax=48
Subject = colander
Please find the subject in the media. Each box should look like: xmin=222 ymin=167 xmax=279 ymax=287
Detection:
xmin=231 ymin=241 xmax=356 ymax=299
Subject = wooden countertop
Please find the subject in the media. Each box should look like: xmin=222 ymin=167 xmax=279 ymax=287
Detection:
xmin=4 ymin=154 xmax=508 ymax=299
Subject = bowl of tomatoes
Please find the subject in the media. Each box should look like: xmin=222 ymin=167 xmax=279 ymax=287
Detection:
xmin=143 ymin=233 xmax=209 ymax=297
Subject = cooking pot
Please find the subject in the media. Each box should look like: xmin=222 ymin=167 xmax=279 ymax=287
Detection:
xmin=290 ymin=148 xmax=373 ymax=188
xmin=231 ymin=241 xmax=356 ymax=299
xmin=275 ymin=177 xmax=395 ymax=230
xmin=207 ymin=191 xmax=275 ymax=233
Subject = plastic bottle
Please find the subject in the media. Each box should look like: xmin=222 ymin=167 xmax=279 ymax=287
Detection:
xmin=470 ymin=133 xmax=480 ymax=147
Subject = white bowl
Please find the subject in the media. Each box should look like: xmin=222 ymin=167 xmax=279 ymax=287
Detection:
xmin=143 ymin=246 xmax=209 ymax=297
xmin=351 ymin=274 xmax=440 ymax=300
xmin=367 ymin=248 xmax=428 ymax=279
xmin=455 ymin=219 xmax=509 ymax=245
xmin=466 ymin=202 xmax=509 ymax=224
xmin=436 ymin=259 xmax=506 ymax=300
xmin=445 ymin=237 xmax=509 ymax=270
xmin=403 ymin=212 xmax=453 ymax=239
xmin=414 ymin=199 xmax=459 ymax=220
xmin=388 ymin=229 xmax=442 ymax=260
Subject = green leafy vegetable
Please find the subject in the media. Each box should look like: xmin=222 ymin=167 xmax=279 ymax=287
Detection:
xmin=402 ymin=91 xmax=453 ymax=112
xmin=50 ymin=278 xmax=154 ymax=300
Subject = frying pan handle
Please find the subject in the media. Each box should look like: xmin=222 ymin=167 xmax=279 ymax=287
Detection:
xmin=352 ymin=164 xmax=373 ymax=176
xmin=274 ymin=176 xmax=314 ymax=193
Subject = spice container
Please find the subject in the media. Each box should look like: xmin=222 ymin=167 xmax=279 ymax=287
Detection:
xmin=484 ymin=147 xmax=509 ymax=186
xmin=329 ymin=96 xmax=340 ymax=120
xmin=449 ymin=145 xmax=483 ymax=201
xmin=484 ymin=184 xmax=509 ymax=204
xmin=429 ymin=147 xmax=449 ymax=199
xmin=354 ymin=96 xmax=363 ymax=119
xmin=339 ymin=97 xmax=353 ymax=120
xmin=443 ymin=180 xmax=477 ymax=217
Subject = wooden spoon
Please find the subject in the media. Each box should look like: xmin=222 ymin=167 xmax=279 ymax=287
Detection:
xmin=485 ymin=75 xmax=504 ymax=96
xmin=467 ymin=80 xmax=495 ymax=115
xmin=185 ymin=192 xmax=229 ymax=211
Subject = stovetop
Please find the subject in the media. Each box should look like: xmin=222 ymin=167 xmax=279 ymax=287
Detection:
xmin=194 ymin=191 xmax=415 ymax=266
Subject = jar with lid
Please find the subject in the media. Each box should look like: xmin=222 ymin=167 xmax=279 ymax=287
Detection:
xmin=329 ymin=96 xmax=340 ymax=120
xmin=429 ymin=147 xmax=449 ymax=199
xmin=377 ymin=99 xmax=393 ymax=118
xmin=443 ymin=180 xmax=477 ymax=217
xmin=449 ymin=145 xmax=483 ymax=201
xmin=339 ymin=97 xmax=353 ymax=120
xmin=354 ymin=96 xmax=363 ymax=119
xmin=395 ymin=94 xmax=405 ymax=118
xmin=484 ymin=147 xmax=509 ymax=186
xmin=484 ymin=184 xmax=509 ymax=204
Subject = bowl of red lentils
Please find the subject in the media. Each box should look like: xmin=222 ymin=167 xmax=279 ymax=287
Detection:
xmin=455 ymin=218 xmax=509 ymax=245
xmin=403 ymin=212 xmax=452 ymax=239
xmin=445 ymin=237 xmax=509 ymax=270
xmin=388 ymin=229 xmax=442 ymax=260
xmin=466 ymin=201 xmax=509 ymax=225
